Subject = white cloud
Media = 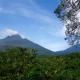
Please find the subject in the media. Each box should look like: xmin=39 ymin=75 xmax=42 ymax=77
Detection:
xmin=0 ymin=7 xmax=15 ymax=14
xmin=0 ymin=28 xmax=18 ymax=37
xmin=0 ymin=0 xmax=69 ymax=51
xmin=18 ymin=6 xmax=54 ymax=24
xmin=45 ymin=43 xmax=69 ymax=51
xmin=38 ymin=38 xmax=69 ymax=51
xmin=77 ymin=12 xmax=80 ymax=21
xmin=53 ymin=11 xmax=80 ymax=37
xmin=0 ymin=28 xmax=26 ymax=39
xmin=55 ymin=25 xmax=66 ymax=37
xmin=42 ymin=25 xmax=66 ymax=38
xmin=0 ymin=0 xmax=54 ymax=24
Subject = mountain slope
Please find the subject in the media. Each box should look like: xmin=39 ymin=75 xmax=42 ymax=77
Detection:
xmin=0 ymin=34 xmax=55 ymax=56
xmin=56 ymin=44 xmax=80 ymax=54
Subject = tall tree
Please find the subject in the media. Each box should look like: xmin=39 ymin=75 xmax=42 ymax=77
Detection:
xmin=54 ymin=0 xmax=80 ymax=45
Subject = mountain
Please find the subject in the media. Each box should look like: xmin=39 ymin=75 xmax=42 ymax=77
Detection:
xmin=56 ymin=44 xmax=80 ymax=54
xmin=0 ymin=34 xmax=56 ymax=56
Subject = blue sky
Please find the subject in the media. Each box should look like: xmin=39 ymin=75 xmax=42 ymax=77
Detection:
xmin=0 ymin=0 xmax=69 ymax=51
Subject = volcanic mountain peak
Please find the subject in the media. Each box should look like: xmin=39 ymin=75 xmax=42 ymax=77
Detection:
xmin=4 ymin=34 xmax=23 ymax=40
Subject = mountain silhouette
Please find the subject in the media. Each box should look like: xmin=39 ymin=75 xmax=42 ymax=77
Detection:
xmin=0 ymin=34 xmax=55 ymax=56
xmin=56 ymin=44 xmax=80 ymax=54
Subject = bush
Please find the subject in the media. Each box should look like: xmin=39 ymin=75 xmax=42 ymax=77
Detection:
xmin=0 ymin=48 xmax=80 ymax=80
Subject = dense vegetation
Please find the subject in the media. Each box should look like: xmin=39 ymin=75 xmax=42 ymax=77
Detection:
xmin=0 ymin=47 xmax=80 ymax=80
xmin=54 ymin=0 xmax=80 ymax=45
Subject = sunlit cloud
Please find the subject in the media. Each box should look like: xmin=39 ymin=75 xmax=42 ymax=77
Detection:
xmin=38 ymin=38 xmax=69 ymax=51
xmin=54 ymin=26 xmax=66 ymax=37
xmin=0 ymin=0 xmax=69 ymax=51
xmin=0 ymin=28 xmax=25 ymax=38
xmin=45 ymin=43 xmax=69 ymax=51
xmin=0 ymin=28 xmax=18 ymax=37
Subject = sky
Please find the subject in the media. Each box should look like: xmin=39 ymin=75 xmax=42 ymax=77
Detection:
xmin=0 ymin=0 xmax=70 ymax=51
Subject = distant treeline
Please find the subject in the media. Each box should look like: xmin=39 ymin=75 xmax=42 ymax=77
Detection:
xmin=0 ymin=47 xmax=80 ymax=80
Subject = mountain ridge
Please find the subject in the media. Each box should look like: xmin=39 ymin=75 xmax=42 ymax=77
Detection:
xmin=56 ymin=44 xmax=80 ymax=54
xmin=1 ymin=34 xmax=80 ymax=55
xmin=0 ymin=34 xmax=56 ymax=56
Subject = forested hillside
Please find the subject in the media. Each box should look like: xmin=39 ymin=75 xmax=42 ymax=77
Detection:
xmin=0 ymin=47 xmax=80 ymax=80
xmin=0 ymin=35 xmax=55 ymax=56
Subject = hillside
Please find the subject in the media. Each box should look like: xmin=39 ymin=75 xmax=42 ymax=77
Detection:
xmin=0 ymin=34 xmax=55 ymax=56
xmin=56 ymin=44 xmax=80 ymax=54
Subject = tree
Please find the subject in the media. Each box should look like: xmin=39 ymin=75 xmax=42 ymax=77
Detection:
xmin=54 ymin=0 xmax=80 ymax=45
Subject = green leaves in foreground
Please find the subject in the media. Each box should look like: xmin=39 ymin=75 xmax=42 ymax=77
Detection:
xmin=0 ymin=47 xmax=80 ymax=80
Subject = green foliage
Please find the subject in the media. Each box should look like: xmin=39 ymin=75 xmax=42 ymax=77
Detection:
xmin=0 ymin=47 xmax=80 ymax=80
xmin=54 ymin=0 xmax=80 ymax=45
